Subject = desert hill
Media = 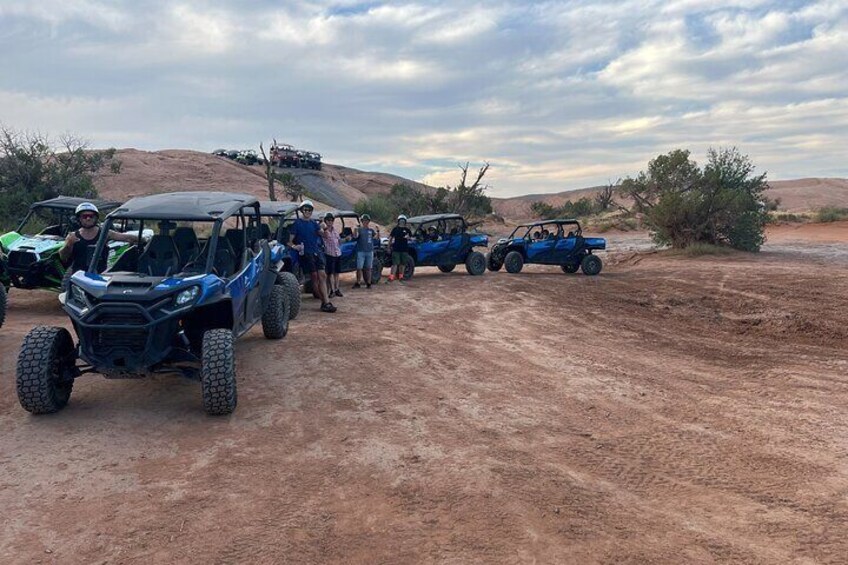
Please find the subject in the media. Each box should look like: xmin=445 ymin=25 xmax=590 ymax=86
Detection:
xmin=93 ymin=149 xmax=846 ymax=220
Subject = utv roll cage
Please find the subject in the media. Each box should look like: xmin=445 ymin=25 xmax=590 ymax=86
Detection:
xmin=509 ymin=219 xmax=583 ymax=239
xmin=16 ymin=196 xmax=121 ymax=235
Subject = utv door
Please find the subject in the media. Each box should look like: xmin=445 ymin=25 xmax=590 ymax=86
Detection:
xmin=527 ymin=238 xmax=558 ymax=264
xmin=554 ymin=235 xmax=581 ymax=262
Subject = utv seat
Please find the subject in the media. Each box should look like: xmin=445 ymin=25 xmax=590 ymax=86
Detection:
xmin=137 ymin=235 xmax=181 ymax=276
xmin=224 ymin=229 xmax=244 ymax=258
xmin=213 ymin=236 xmax=237 ymax=278
xmin=173 ymin=227 xmax=200 ymax=267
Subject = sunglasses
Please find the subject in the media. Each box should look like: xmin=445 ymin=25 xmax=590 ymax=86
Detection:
xmin=80 ymin=214 xmax=97 ymax=220
xmin=302 ymin=207 xmax=313 ymax=212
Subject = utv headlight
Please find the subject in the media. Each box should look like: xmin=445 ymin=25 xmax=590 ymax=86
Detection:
xmin=70 ymin=284 xmax=88 ymax=306
xmin=175 ymin=286 xmax=200 ymax=306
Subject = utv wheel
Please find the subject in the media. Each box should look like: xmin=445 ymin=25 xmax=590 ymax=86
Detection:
xmin=581 ymin=254 xmax=603 ymax=276
xmin=402 ymin=257 xmax=415 ymax=280
xmin=486 ymin=252 xmax=503 ymax=272
xmin=504 ymin=251 xmax=524 ymax=274
xmin=16 ymin=326 xmax=76 ymax=414
xmin=465 ymin=251 xmax=486 ymax=276
xmin=262 ymin=285 xmax=290 ymax=339
xmin=561 ymin=263 xmax=580 ymax=274
xmin=278 ymin=271 xmax=301 ymax=320
xmin=201 ymin=329 xmax=237 ymax=415
xmin=438 ymin=263 xmax=456 ymax=273
xmin=371 ymin=256 xmax=383 ymax=284
xmin=0 ymin=284 xmax=6 ymax=328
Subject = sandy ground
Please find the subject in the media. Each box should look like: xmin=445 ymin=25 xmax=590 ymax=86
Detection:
xmin=1 ymin=229 xmax=847 ymax=563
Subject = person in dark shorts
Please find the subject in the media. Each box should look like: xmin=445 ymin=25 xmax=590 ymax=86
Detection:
xmin=321 ymin=212 xmax=342 ymax=298
xmin=58 ymin=202 xmax=138 ymax=287
xmin=290 ymin=200 xmax=336 ymax=313
xmin=388 ymin=214 xmax=412 ymax=283
xmin=353 ymin=214 xmax=378 ymax=289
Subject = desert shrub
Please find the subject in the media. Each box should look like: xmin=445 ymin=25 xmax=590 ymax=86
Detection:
xmin=816 ymin=206 xmax=848 ymax=223
xmin=619 ymin=148 xmax=769 ymax=252
xmin=354 ymin=193 xmax=396 ymax=225
xmin=531 ymin=196 xmax=597 ymax=220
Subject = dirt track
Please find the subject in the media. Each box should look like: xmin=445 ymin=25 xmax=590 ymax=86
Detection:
xmin=1 ymin=233 xmax=847 ymax=563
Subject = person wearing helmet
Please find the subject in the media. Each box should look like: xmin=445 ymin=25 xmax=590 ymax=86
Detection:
xmin=387 ymin=214 xmax=412 ymax=283
xmin=59 ymin=202 xmax=139 ymax=278
xmin=289 ymin=200 xmax=336 ymax=313
xmin=353 ymin=214 xmax=379 ymax=289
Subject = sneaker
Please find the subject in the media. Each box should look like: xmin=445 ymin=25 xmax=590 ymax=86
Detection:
xmin=366 ymin=283 xmax=372 ymax=289
xmin=353 ymin=283 xmax=361 ymax=289
xmin=320 ymin=302 xmax=337 ymax=313
xmin=335 ymin=289 xmax=344 ymax=297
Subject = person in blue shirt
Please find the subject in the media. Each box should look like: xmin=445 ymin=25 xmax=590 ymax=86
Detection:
xmin=289 ymin=200 xmax=336 ymax=313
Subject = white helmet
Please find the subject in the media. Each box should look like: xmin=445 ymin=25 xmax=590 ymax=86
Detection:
xmin=397 ymin=214 xmax=408 ymax=222
xmin=299 ymin=200 xmax=314 ymax=209
xmin=75 ymin=202 xmax=99 ymax=217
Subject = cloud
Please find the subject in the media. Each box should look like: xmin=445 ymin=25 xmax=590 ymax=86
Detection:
xmin=0 ymin=0 xmax=845 ymax=197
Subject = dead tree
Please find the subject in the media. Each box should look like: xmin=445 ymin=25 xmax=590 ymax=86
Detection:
xmin=259 ymin=142 xmax=276 ymax=201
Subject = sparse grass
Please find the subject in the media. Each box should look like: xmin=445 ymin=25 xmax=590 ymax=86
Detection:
xmin=815 ymin=206 xmax=848 ymax=223
xmin=768 ymin=211 xmax=810 ymax=224
xmin=668 ymin=243 xmax=735 ymax=257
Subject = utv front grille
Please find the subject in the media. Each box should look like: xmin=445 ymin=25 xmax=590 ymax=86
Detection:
xmin=91 ymin=309 xmax=149 ymax=351
xmin=9 ymin=250 xmax=37 ymax=268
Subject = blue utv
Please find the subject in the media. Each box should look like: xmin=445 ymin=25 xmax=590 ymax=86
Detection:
xmin=381 ymin=213 xmax=488 ymax=279
xmin=16 ymin=192 xmax=292 ymax=416
xmin=256 ymin=201 xmax=304 ymax=318
xmin=487 ymin=219 xmax=606 ymax=275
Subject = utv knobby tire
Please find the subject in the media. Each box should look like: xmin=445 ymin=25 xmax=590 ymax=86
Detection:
xmin=561 ymin=263 xmax=580 ymax=274
xmin=402 ymin=257 xmax=415 ymax=280
xmin=0 ymin=284 xmax=6 ymax=328
xmin=278 ymin=271 xmax=301 ymax=320
xmin=201 ymin=329 xmax=237 ymax=415
xmin=486 ymin=252 xmax=503 ymax=272
xmin=504 ymin=251 xmax=524 ymax=274
xmin=371 ymin=256 xmax=383 ymax=284
xmin=438 ymin=264 xmax=456 ymax=273
xmin=465 ymin=251 xmax=486 ymax=276
xmin=16 ymin=326 xmax=76 ymax=414
xmin=262 ymin=285 xmax=290 ymax=339
xmin=581 ymin=254 xmax=602 ymax=276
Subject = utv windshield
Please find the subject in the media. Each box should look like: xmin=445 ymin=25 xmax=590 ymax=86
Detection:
xmin=97 ymin=209 xmax=263 ymax=278
xmin=16 ymin=207 xmax=79 ymax=238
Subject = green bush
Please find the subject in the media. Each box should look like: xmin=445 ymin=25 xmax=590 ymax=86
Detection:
xmin=816 ymin=206 xmax=848 ymax=223
xmin=619 ymin=148 xmax=769 ymax=252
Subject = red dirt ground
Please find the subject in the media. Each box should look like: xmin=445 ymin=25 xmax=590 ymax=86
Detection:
xmin=1 ymin=229 xmax=847 ymax=563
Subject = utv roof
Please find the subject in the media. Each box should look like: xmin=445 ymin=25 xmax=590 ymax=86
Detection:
xmin=109 ymin=192 xmax=259 ymax=221
xmin=31 ymin=196 xmax=121 ymax=211
xmin=258 ymin=201 xmax=300 ymax=216
xmin=407 ymin=213 xmax=464 ymax=224
xmin=519 ymin=218 xmax=581 ymax=228
xmin=326 ymin=210 xmax=357 ymax=218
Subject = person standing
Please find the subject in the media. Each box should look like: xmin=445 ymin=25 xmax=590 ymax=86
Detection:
xmin=321 ymin=212 xmax=343 ymax=298
xmin=353 ymin=214 xmax=378 ymax=289
xmin=290 ymin=200 xmax=336 ymax=313
xmin=387 ymin=214 xmax=412 ymax=283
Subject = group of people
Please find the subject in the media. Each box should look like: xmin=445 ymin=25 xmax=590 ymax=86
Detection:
xmin=290 ymin=200 xmax=414 ymax=313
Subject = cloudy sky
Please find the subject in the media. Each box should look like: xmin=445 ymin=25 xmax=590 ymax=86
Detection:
xmin=1 ymin=1 xmax=846 ymax=197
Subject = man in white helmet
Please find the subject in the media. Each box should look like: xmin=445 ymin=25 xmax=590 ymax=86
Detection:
xmin=387 ymin=214 xmax=412 ymax=283
xmin=59 ymin=202 xmax=139 ymax=276
xmin=289 ymin=200 xmax=336 ymax=313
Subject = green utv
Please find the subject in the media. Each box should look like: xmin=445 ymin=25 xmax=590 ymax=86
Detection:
xmin=0 ymin=197 xmax=133 ymax=327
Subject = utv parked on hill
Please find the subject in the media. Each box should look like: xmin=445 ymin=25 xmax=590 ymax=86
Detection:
xmin=270 ymin=143 xmax=299 ymax=168
xmin=16 ymin=192 xmax=292 ymax=416
xmin=302 ymin=152 xmax=322 ymax=170
xmin=487 ymin=219 xmax=606 ymax=275
xmin=382 ymin=214 xmax=488 ymax=279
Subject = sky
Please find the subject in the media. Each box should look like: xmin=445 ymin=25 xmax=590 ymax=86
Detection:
xmin=0 ymin=0 xmax=846 ymax=198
